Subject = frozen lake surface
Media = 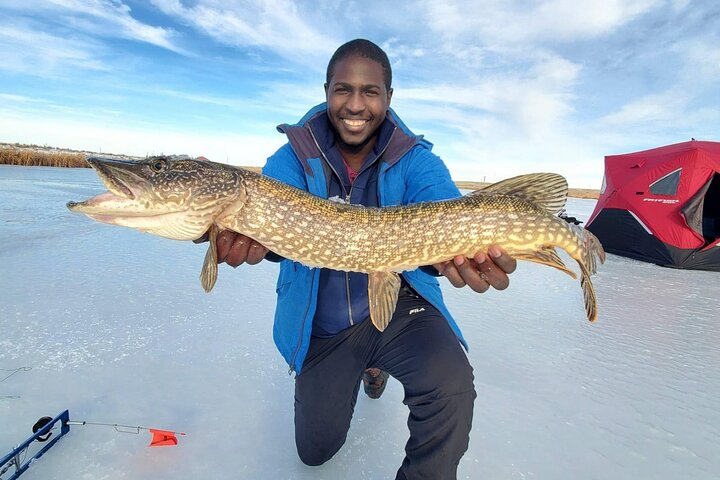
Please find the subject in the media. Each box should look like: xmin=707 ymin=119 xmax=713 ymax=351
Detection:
xmin=1 ymin=165 xmax=719 ymax=479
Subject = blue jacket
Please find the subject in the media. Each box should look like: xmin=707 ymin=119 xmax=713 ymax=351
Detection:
xmin=262 ymin=103 xmax=468 ymax=374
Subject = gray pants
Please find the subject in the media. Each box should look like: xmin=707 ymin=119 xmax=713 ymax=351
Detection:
xmin=294 ymin=287 xmax=476 ymax=479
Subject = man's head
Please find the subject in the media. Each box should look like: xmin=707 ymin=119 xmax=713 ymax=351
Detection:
xmin=324 ymin=39 xmax=393 ymax=157
xmin=326 ymin=39 xmax=392 ymax=91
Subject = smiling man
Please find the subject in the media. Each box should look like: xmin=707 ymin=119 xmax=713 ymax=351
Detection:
xmin=324 ymin=49 xmax=393 ymax=173
xmin=212 ymin=39 xmax=516 ymax=479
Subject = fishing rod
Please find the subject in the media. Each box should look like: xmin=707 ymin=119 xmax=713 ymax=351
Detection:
xmin=0 ymin=367 xmax=31 ymax=400
xmin=0 ymin=367 xmax=32 ymax=384
xmin=0 ymin=410 xmax=187 ymax=480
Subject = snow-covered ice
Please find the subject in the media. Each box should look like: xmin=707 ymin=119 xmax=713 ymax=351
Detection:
xmin=1 ymin=165 xmax=719 ymax=479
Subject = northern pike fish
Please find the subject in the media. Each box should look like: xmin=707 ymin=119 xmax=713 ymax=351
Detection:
xmin=67 ymin=156 xmax=605 ymax=329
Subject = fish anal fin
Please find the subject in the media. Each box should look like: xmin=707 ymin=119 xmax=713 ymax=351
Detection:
xmin=514 ymin=247 xmax=578 ymax=280
xmin=471 ymin=173 xmax=568 ymax=214
xmin=368 ymin=272 xmax=401 ymax=332
xmin=200 ymin=224 xmax=219 ymax=293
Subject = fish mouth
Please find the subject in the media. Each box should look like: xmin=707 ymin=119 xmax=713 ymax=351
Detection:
xmin=87 ymin=156 xmax=139 ymax=199
xmin=67 ymin=156 xmax=144 ymax=213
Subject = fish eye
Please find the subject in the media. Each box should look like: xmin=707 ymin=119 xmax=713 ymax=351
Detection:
xmin=150 ymin=159 xmax=166 ymax=172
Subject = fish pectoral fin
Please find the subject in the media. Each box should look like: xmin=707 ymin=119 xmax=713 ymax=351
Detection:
xmin=514 ymin=247 xmax=578 ymax=280
xmin=368 ymin=272 xmax=401 ymax=332
xmin=578 ymin=262 xmax=599 ymax=322
xmin=200 ymin=224 xmax=219 ymax=293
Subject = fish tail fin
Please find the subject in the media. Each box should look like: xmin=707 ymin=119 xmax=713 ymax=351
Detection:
xmin=578 ymin=261 xmax=598 ymax=322
xmin=573 ymin=225 xmax=606 ymax=275
xmin=572 ymin=225 xmax=605 ymax=321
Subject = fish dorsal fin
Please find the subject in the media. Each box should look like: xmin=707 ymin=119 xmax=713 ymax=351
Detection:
xmin=472 ymin=173 xmax=568 ymax=214
xmin=368 ymin=272 xmax=401 ymax=332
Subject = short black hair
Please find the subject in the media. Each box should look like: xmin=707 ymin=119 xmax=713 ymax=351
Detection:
xmin=326 ymin=39 xmax=392 ymax=91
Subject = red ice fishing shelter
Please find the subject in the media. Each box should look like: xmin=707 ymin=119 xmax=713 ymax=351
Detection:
xmin=586 ymin=140 xmax=720 ymax=271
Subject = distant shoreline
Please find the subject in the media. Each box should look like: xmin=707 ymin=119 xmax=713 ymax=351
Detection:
xmin=0 ymin=142 xmax=600 ymax=199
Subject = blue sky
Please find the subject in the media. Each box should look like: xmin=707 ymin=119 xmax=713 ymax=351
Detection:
xmin=1 ymin=0 xmax=718 ymax=188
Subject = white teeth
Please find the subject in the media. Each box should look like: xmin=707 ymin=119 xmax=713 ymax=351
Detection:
xmin=343 ymin=119 xmax=367 ymax=127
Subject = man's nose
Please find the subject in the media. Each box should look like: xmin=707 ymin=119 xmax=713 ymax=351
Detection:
xmin=346 ymin=91 xmax=365 ymax=113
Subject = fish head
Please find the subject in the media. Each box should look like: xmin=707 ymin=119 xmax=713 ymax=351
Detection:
xmin=67 ymin=155 xmax=245 ymax=240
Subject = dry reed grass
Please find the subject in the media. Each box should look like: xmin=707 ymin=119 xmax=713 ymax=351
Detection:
xmin=0 ymin=144 xmax=88 ymax=168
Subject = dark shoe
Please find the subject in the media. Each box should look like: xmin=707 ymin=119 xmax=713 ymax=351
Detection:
xmin=362 ymin=368 xmax=389 ymax=399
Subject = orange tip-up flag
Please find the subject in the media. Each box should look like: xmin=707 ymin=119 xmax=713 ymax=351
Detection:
xmin=148 ymin=429 xmax=182 ymax=447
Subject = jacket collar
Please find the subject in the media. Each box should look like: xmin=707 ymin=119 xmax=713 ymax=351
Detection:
xmin=277 ymin=103 xmax=430 ymax=169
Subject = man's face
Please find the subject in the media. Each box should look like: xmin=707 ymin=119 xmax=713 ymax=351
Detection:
xmin=325 ymin=55 xmax=393 ymax=154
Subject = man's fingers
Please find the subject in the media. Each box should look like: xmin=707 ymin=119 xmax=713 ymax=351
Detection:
xmin=216 ymin=230 xmax=238 ymax=263
xmin=435 ymin=260 xmax=467 ymax=288
xmin=434 ymin=248 xmax=515 ymax=293
xmin=474 ymin=251 xmax=510 ymax=291
xmin=225 ymin=235 xmax=251 ymax=267
xmin=454 ymin=255 xmax=490 ymax=293
xmin=245 ymin=241 xmax=268 ymax=265
xmin=488 ymin=245 xmax=517 ymax=274
xmin=213 ymin=231 xmax=267 ymax=267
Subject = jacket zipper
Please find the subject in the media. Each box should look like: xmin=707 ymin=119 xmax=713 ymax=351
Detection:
xmin=340 ymin=127 xmax=397 ymax=327
xmin=308 ymin=127 xmax=357 ymax=327
xmin=345 ymin=274 xmax=353 ymax=326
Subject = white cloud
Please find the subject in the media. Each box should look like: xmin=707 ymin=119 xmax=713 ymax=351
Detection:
xmin=0 ymin=24 xmax=108 ymax=75
xmin=600 ymin=91 xmax=690 ymax=126
xmin=677 ymin=39 xmax=720 ymax=84
xmin=0 ymin=93 xmax=54 ymax=104
xmin=396 ymin=51 xmax=580 ymax=141
xmin=50 ymin=0 xmax=183 ymax=52
xmin=0 ymin=0 xmax=184 ymax=58
xmin=423 ymin=0 xmax=660 ymax=46
xmin=151 ymin=0 xmax=337 ymax=60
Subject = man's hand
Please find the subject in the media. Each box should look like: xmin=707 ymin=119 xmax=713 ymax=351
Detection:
xmin=194 ymin=229 xmax=268 ymax=266
xmin=433 ymin=245 xmax=517 ymax=293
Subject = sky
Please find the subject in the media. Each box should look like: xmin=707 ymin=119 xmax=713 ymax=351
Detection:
xmin=0 ymin=0 xmax=719 ymax=188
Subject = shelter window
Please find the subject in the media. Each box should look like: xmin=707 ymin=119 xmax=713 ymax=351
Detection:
xmin=649 ymin=168 xmax=681 ymax=196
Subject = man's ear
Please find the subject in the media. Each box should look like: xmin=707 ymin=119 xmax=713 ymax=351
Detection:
xmin=387 ymin=87 xmax=393 ymax=105
xmin=324 ymin=83 xmax=329 ymax=96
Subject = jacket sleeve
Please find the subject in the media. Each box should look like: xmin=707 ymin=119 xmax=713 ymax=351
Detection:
xmin=262 ymin=143 xmax=309 ymax=191
xmin=402 ymin=147 xmax=461 ymax=205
